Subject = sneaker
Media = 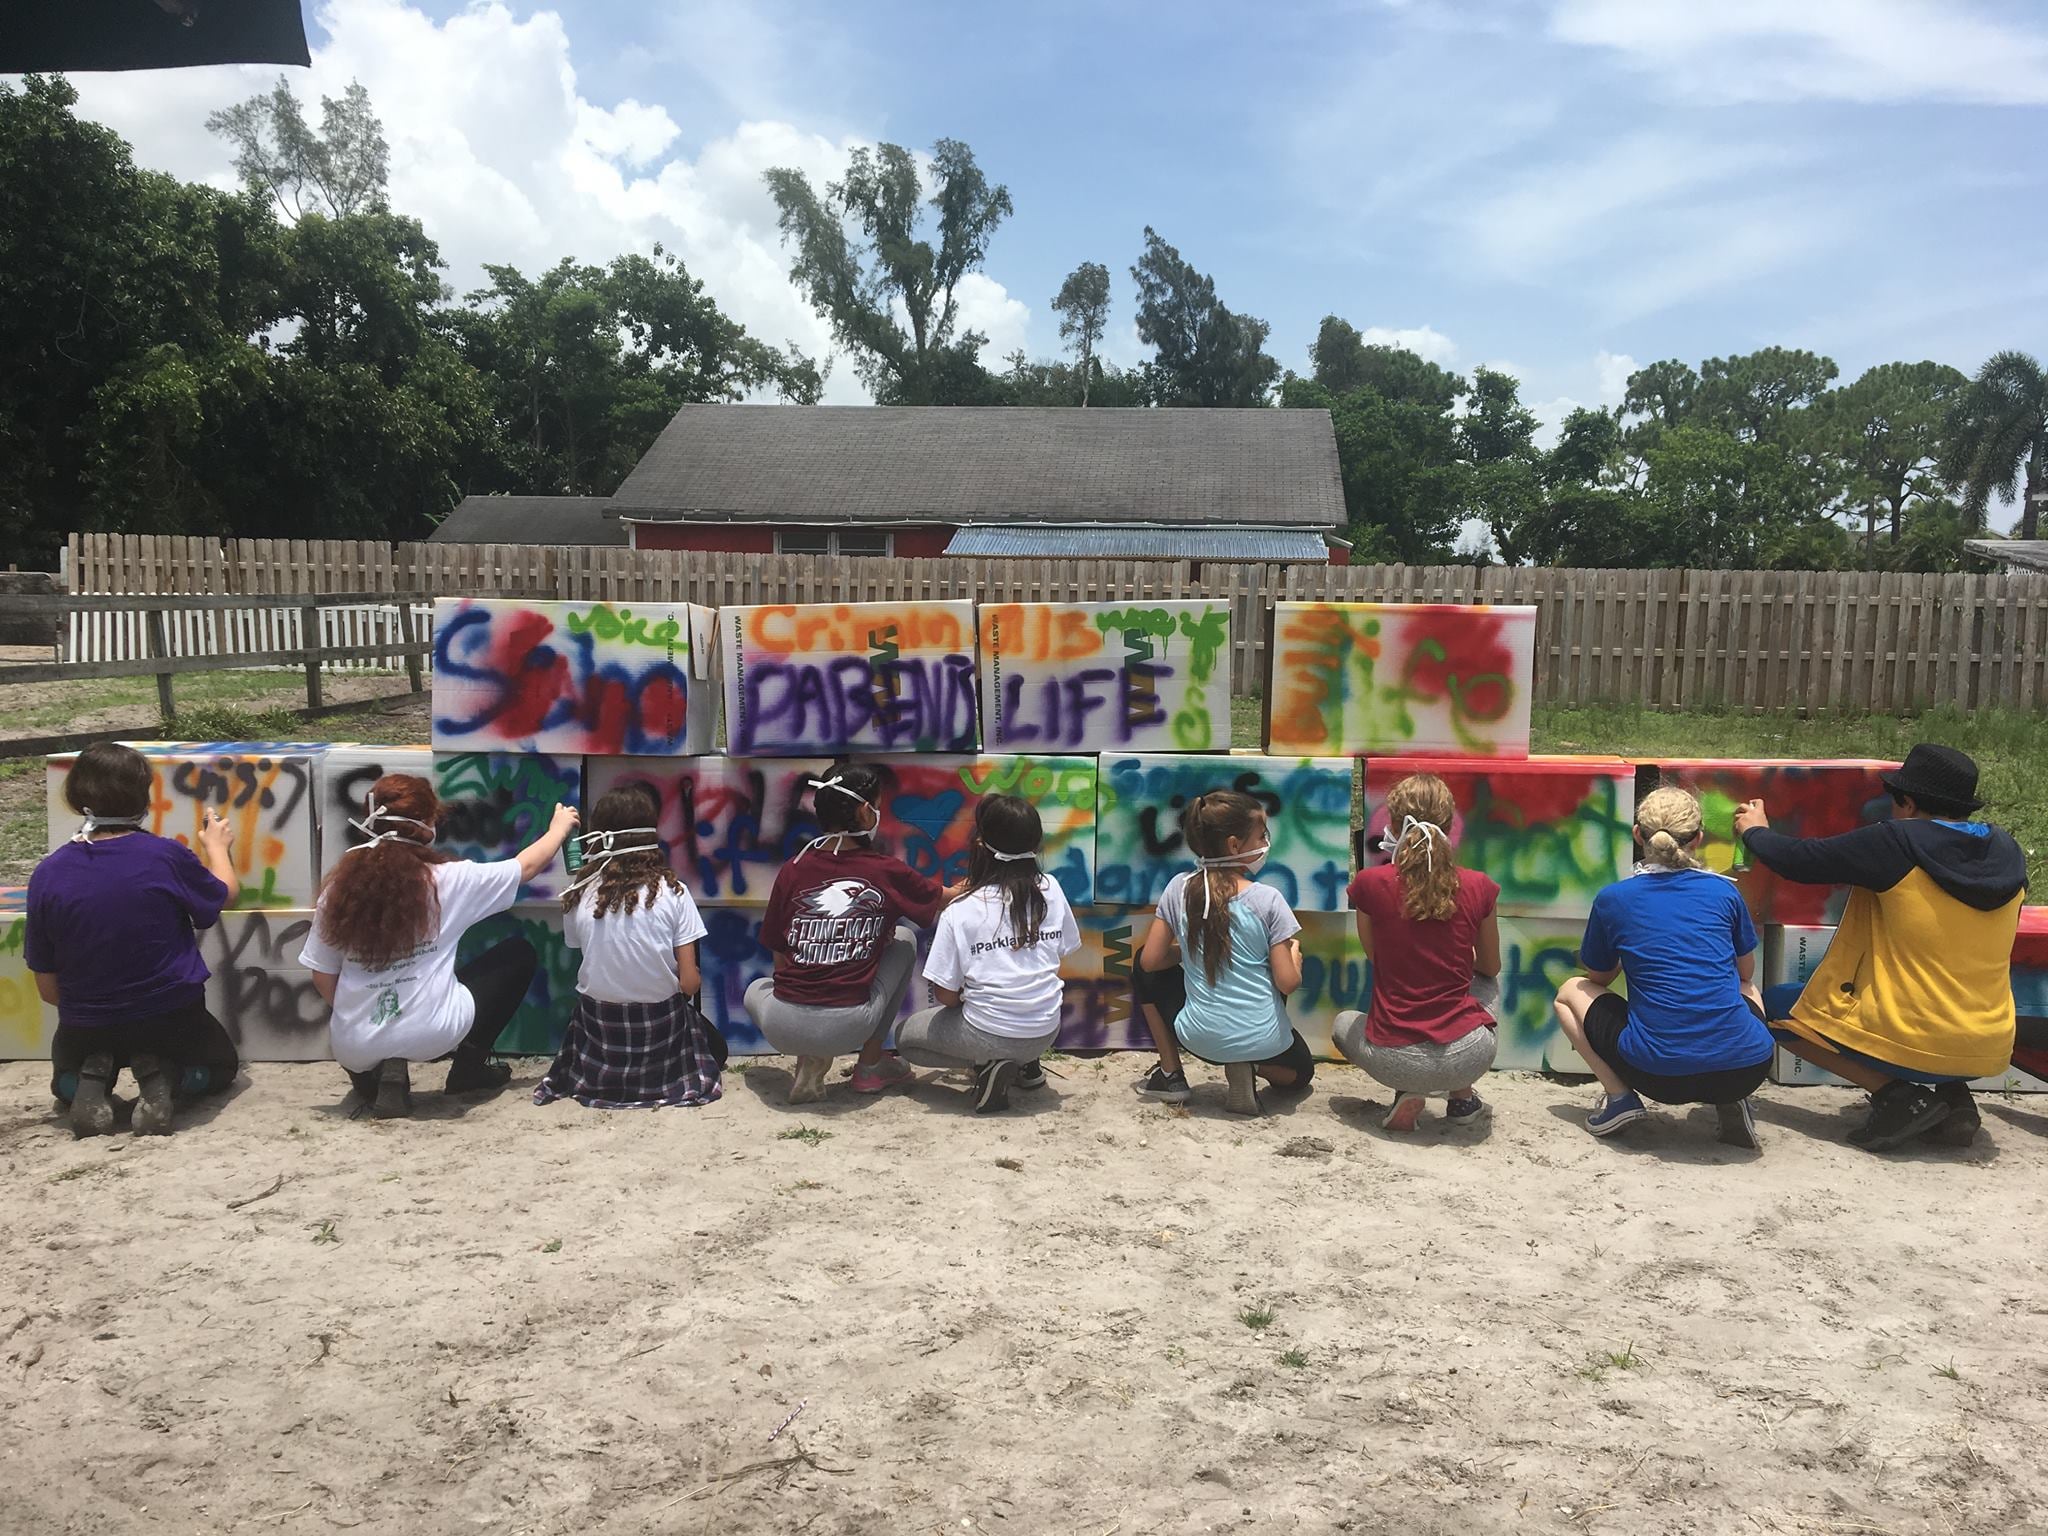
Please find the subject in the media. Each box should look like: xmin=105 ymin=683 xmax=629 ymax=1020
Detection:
xmin=851 ymin=1057 xmax=914 ymax=1094
xmin=130 ymin=1052 xmax=175 ymax=1137
xmin=974 ymin=1060 xmax=1018 ymax=1114
xmin=1224 ymin=1061 xmax=1260 ymax=1116
xmin=374 ymin=1058 xmax=416 ymax=1118
xmin=1586 ymin=1091 xmax=1648 ymax=1137
xmin=787 ymin=1055 xmax=833 ymax=1105
xmin=1715 ymin=1098 xmax=1761 ymax=1151
xmin=1858 ymin=1080 xmax=1950 ymax=1151
xmin=1133 ymin=1065 xmax=1192 ymax=1104
xmin=1014 ymin=1060 xmax=1047 ymax=1091
xmin=1382 ymin=1093 xmax=1426 ymax=1133
xmin=1924 ymin=1083 xmax=1980 ymax=1147
xmin=1445 ymin=1092 xmax=1489 ymax=1124
xmin=70 ymin=1052 xmax=117 ymax=1139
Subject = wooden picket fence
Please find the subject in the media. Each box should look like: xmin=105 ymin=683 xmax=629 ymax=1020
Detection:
xmin=61 ymin=533 xmax=2048 ymax=715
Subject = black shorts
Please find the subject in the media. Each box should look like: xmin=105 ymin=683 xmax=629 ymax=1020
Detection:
xmin=1134 ymin=961 xmax=1315 ymax=1087
xmin=1581 ymin=992 xmax=1769 ymax=1106
xmin=49 ymin=998 xmax=241 ymax=1099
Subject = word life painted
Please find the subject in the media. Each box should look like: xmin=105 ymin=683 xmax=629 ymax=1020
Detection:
xmin=201 ymin=911 xmax=330 ymax=1061
xmin=433 ymin=599 xmax=716 ymax=756
xmin=320 ymin=746 xmax=581 ymax=902
xmin=723 ymin=601 xmax=979 ymax=754
xmin=980 ymin=601 xmax=1231 ymax=753
xmin=587 ymin=753 xmax=1099 ymax=906
xmin=0 ymin=887 xmax=51 ymax=1059
xmin=1765 ymin=921 xmax=2044 ymax=1092
xmin=1361 ymin=756 xmax=1635 ymax=920
xmin=457 ymin=905 xmax=580 ymax=1056
xmin=1093 ymin=753 xmax=1356 ymax=912
xmin=1646 ymin=759 xmax=1898 ymax=926
xmin=46 ymin=743 xmax=325 ymax=909
xmin=1267 ymin=602 xmax=1536 ymax=758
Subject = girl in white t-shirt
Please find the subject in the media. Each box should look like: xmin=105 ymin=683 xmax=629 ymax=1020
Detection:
xmin=897 ymin=794 xmax=1080 ymax=1114
xmin=302 ymin=773 xmax=578 ymax=1119
xmin=534 ymin=785 xmax=723 ymax=1110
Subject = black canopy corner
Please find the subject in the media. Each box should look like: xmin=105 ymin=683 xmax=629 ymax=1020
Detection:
xmin=4 ymin=1 xmax=310 ymax=74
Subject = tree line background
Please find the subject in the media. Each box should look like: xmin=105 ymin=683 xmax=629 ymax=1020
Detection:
xmin=3 ymin=74 xmax=2043 ymax=572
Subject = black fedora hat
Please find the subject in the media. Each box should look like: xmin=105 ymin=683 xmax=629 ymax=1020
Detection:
xmin=1880 ymin=743 xmax=1983 ymax=814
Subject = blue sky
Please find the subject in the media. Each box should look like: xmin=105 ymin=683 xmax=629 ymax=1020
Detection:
xmin=72 ymin=0 xmax=2048 ymax=429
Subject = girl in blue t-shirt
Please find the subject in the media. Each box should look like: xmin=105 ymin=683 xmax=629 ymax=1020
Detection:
xmin=1552 ymin=786 xmax=1774 ymax=1150
xmin=1135 ymin=789 xmax=1314 ymax=1116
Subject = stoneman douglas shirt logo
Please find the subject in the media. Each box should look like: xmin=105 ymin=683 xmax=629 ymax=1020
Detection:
xmin=788 ymin=879 xmax=888 ymax=966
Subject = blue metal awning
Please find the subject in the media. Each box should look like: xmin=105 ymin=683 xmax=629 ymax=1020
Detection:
xmin=943 ymin=526 xmax=1331 ymax=561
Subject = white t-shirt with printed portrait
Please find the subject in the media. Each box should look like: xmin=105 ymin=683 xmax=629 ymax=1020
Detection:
xmin=300 ymin=858 xmax=522 ymax=1073
xmin=922 ymin=874 xmax=1081 ymax=1039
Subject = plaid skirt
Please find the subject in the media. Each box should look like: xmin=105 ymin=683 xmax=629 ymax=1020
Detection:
xmin=533 ymin=994 xmax=724 ymax=1110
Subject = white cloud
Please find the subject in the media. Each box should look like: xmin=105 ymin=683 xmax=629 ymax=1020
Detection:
xmin=1594 ymin=350 xmax=1637 ymax=403
xmin=61 ymin=0 xmax=1025 ymax=405
xmin=1551 ymin=0 xmax=2048 ymax=105
xmin=1360 ymin=325 xmax=1458 ymax=365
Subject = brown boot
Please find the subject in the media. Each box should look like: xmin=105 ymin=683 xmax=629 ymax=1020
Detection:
xmin=70 ymin=1052 xmax=117 ymax=1139
xmin=372 ymin=1059 xmax=414 ymax=1119
xmin=130 ymin=1053 xmax=175 ymax=1136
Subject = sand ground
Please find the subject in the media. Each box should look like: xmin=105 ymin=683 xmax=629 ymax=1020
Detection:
xmin=2 ymin=1058 xmax=2045 ymax=1536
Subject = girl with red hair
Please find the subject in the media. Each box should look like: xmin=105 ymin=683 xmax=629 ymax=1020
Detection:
xmin=300 ymin=773 xmax=578 ymax=1118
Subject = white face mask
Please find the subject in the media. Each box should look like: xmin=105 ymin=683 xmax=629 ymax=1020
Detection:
xmin=1192 ymin=842 xmax=1270 ymax=914
xmin=797 ymin=776 xmax=878 ymax=860
xmin=563 ymin=825 xmax=663 ymax=897
xmin=1378 ymin=815 xmax=1447 ymax=869
xmin=345 ymin=794 xmax=435 ymax=852
xmin=70 ymin=808 xmax=148 ymax=844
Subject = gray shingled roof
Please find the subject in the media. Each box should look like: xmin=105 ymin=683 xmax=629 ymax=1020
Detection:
xmin=430 ymin=496 xmax=626 ymax=546
xmin=945 ymin=526 xmax=1330 ymax=561
xmin=1965 ymin=539 xmax=2048 ymax=573
xmin=609 ymin=405 xmax=1344 ymax=529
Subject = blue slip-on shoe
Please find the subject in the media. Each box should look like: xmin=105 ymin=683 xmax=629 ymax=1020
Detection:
xmin=1586 ymin=1091 xmax=1648 ymax=1138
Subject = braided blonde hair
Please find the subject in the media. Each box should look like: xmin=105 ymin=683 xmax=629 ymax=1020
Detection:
xmin=1635 ymin=786 xmax=1707 ymax=870
xmin=1384 ymin=774 xmax=1459 ymax=921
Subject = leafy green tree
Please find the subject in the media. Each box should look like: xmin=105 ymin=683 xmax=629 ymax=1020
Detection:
xmin=1051 ymin=261 xmax=1111 ymax=406
xmin=763 ymin=139 xmax=1012 ymax=405
xmin=1621 ymin=359 xmax=1701 ymax=432
xmin=1460 ymin=366 xmax=1538 ymax=464
xmin=1309 ymin=316 xmax=1372 ymax=394
xmin=458 ymin=250 xmax=820 ymax=495
xmin=1818 ymin=360 xmax=1966 ymax=556
xmin=1696 ymin=347 xmax=1839 ymax=442
xmin=1941 ymin=350 xmax=2048 ymax=539
xmin=1544 ymin=407 xmax=1622 ymax=489
xmin=206 ymin=76 xmax=388 ymax=222
xmin=1130 ymin=228 xmax=1279 ymax=407
xmin=993 ymin=351 xmax=1148 ymax=408
xmin=1281 ymin=375 xmax=1464 ymax=559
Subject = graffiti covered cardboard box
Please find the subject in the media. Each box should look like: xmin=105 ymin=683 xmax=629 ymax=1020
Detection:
xmin=1360 ymin=755 xmax=1634 ymax=920
xmin=432 ymin=598 xmax=716 ymax=756
xmin=979 ymin=600 xmax=1231 ymax=754
xmin=722 ymin=600 xmax=979 ymax=754
xmin=1266 ymin=602 xmax=1536 ymax=759
xmin=46 ymin=742 xmax=328 ymax=910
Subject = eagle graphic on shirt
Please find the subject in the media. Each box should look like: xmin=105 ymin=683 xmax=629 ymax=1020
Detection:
xmin=788 ymin=879 xmax=889 ymax=966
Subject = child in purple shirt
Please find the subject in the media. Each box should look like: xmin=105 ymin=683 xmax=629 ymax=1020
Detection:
xmin=27 ymin=743 xmax=244 ymax=1138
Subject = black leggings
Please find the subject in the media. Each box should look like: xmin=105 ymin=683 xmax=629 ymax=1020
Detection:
xmin=1133 ymin=960 xmax=1316 ymax=1087
xmin=50 ymin=999 xmax=240 ymax=1104
xmin=454 ymin=937 xmax=538 ymax=1063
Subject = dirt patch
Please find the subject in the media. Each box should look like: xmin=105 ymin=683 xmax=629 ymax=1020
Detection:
xmin=2 ymin=1060 xmax=2043 ymax=1535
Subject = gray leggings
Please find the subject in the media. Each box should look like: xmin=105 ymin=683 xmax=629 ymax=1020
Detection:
xmin=1332 ymin=1011 xmax=1497 ymax=1094
xmin=896 ymin=1005 xmax=1056 ymax=1069
xmin=744 ymin=929 xmax=918 ymax=1057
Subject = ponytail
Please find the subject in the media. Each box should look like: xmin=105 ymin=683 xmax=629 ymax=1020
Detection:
xmin=1181 ymin=790 xmax=1262 ymax=987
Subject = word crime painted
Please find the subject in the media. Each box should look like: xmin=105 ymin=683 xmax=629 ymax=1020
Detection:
xmin=980 ymin=601 xmax=1231 ymax=753
xmin=722 ymin=601 xmax=979 ymax=754
xmin=432 ymin=599 xmax=716 ymax=756
xmin=1267 ymin=602 xmax=1535 ymax=758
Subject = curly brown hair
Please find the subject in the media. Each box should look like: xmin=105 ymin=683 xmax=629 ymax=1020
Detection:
xmin=315 ymin=774 xmax=450 ymax=969
xmin=565 ymin=785 xmax=681 ymax=919
xmin=1384 ymin=774 xmax=1460 ymax=922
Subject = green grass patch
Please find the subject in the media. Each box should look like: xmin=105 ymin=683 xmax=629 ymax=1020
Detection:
xmin=1239 ymin=1303 xmax=1276 ymax=1331
xmin=777 ymin=1124 xmax=833 ymax=1146
xmin=162 ymin=703 xmax=309 ymax=741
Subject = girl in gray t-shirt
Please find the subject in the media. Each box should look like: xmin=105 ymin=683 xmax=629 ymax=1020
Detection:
xmin=1134 ymin=790 xmax=1315 ymax=1115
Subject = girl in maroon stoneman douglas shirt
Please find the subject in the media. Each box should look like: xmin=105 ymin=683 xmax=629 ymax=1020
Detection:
xmin=743 ymin=764 xmax=963 ymax=1105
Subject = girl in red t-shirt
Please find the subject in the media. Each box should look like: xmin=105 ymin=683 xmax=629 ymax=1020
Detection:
xmin=1335 ymin=773 xmax=1502 ymax=1132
